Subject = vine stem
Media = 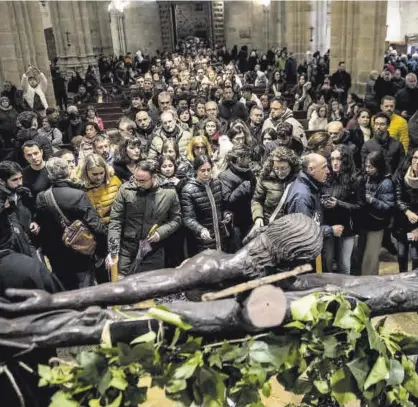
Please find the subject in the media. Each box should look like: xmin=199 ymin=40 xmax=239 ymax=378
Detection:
xmin=204 ymin=333 xmax=269 ymax=349
xmin=0 ymin=365 xmax=26 ymax=407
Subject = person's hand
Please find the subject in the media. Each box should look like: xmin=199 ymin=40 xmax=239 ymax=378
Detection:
xmin=401 ymin=111 xmax=409 ymax=118
xmin=0 ymin=289 xmax=52 ymax=314
xmin=30 ymin=222 xmax=40 ymax=235
xmin=365 ymin=193 xmax=373 ymax=203
xmin=3 ymin=198 xmax=10 ymax=209
xmin=147 ymin=231 xmax=160 ymax=243
xmin=254 ymin=218 xmax=264 ymax=228
xmin=406 ymin=210 xmax=418 ymax=224
xmin=324 ymin=197 xmax=337 ymax=209
xmin=200 ymin=229 xmax=211 ymax=240
xmin=332 ymin=225 xmax=344 ymax=237
xmin=105 ymin=253 xmax=119 ymax=271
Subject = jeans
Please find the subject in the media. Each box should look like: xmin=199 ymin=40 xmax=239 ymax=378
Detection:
xmin=397 ymin=237 xmax=418 ymax=272
xmin=322 ymin=236 xmax=355 ymax=275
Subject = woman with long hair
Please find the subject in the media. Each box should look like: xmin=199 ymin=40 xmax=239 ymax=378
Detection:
xmin=202 ymin=117 xmax=222 ymax=149
xmin=251 ymin=146 xmax=300 ymax=228
xmin=394 ymin=148 xmax=418 ymax=272
xmin=322 ymin=144 xmax=364 ymax=274
xmin=306 ymin=132 xmax=333 ymax=158
xmin=308 ymin=105 xmax=328 ymax=131
xmin=328 ymin=98 xmax=344 ymax=123
xmin=358 ymin=151 xmax=395 ymax=275
xmin=177 ymin=106 xmax=194 ymax=133
xmin=270 ymin=70 xmax=285 ymax=97
xmin=79 ymin=153 xmax=121 ymax=224
xmin=186 ymin=134 xmax=213 ymax=163
xmin=349 ymin=108 xmax=372 ymax=168
xmin=181 ymin=155 xmax=231 ymax=254
xmin=162 ymin=138 xmax=194 ymax=181
xmin=113 ymin=137 xmax=144 ymax=182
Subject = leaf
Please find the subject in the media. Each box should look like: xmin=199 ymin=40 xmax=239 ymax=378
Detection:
xmin=109 ymin=374 xmax=128 ymax=391
xmin=322 ymin=335 xmax=338 ymax=359
xmin=313 ymin=379 xmax=330 ymax=394
xmin=363 ymin=356 xmax=389 ymax=390
xmin=402 ymin=356 xmax=418 ymax=397
xmin=366 ymin=321 xmax=386 ymax=354
xmin=173 ymin=352 xmax=202 ymax=380
xmin=284 ymin=321 xmax=305 ymax=330
xmin=49 ymin=391 xmax=78 ymax=407
xmin=290 ymin=294 xmax=319 ymax=322
xmin=98 ymin=369 xmax=112 ymax=395
xmin=330 ymin=367 xmax=357 ymax=406
xmin=130 ymin=331 xmax=156 ymax=345
xmin=106 ymin=392 xmax=122 ymax=407
xmin=166 ymin=379 xmax=187 ymax=393
xmin=89 ymin=399 xmax=101 ymax=407
xmin=333 ymin=301 xmax=363 ymax=331
xmin=249 ymin=341 xmax=274 ymax=364
xmin=387 ymin=359 xmax=404 ymax=386
xmin=347 ymin=357 xmax=370 ymax=391
xmin=147 ymin=307 xmax=192 ymax=330
xmin=199 ymin=367 xmax=226 ymax=406
xmin=261 ymin=381 xmax=271 ymax=398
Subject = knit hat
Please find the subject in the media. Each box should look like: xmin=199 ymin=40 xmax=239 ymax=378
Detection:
xmin=385 ymin=65 xmax=395 ymax=74
xmin=0 ymin=96 xmax=9 ymax=104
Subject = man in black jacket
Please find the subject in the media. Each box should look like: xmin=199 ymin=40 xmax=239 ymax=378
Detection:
xmin=135 ymin=109 xmax=154 ymax=153
xmin=218 ymin=86 xmax=249 ymax=122
xmin=395 ymin=73 xmax=418 ymax=120
xmin=284 ymin=153 xmax=344 ymax=240
xmin=361 ymin=112 xmax=405 ymax=175
xmin=330 ymin=61 xmax=351 ymax=103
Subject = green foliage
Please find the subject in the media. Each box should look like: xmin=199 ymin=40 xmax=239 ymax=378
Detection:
xmin=38 ymin=298 xmax=418 ymax=407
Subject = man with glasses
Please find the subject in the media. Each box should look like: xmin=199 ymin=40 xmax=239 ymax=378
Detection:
xmin=361 ymin=112 xmax=405 ymax=175
xmin=106 ymin=160 xmax=181 ymax=276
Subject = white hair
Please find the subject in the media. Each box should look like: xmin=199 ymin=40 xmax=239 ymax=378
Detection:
xmin=46 ymin=157 xmax=69 ymax=182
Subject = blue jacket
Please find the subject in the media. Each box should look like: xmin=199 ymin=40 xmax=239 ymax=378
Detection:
xmin=284 ymin=171 xmax=332 ymax=237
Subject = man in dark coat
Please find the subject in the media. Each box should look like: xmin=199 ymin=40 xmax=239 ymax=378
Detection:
xmin=374 ymin=69 xmax=397 ymax=103
xmin=330 ymin=61 xmax=352 ymax=103
xmin=36 ymin=157 xmax=106 ymax=290
xmin=361 ymin=112 xmax=405 ymax=175
xmin=218 ymin=86 xmax=249 ymax=122
xmin=284 ymin=153 xmax=343 ymax=240
xmin=107 ymin=160 xmax=181 ymax=277
xmin=135 ymin=109 xmax=154 ymax=153
xmin=0 ymin=96 xmax=18 ymax=149
xmin=395 ymin=73 xmax=418 ymax=120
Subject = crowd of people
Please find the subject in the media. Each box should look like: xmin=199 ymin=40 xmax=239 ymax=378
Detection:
xmin=1 ymin=41 xmax=418 ymax=295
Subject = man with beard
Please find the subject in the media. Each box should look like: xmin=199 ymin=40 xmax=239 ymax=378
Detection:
xmin=106 ymin=160 xmax=181 ymax=277
xmin=262 ymin=97 xmax=307 ymax=147
xmin=93 ymin=135 xmax=114 ymax=166
xmin=148 ymin=111 xmax=192 ymax=159
xmin=361 ymin=112 xmax=404 ymax=175
xmin=248 ymin=106 xmax=264 ymax=143
xmin=135 ymin=110 xmax=154 ymax=153
xmin=218 ymin=86 xmax=248 ymax=122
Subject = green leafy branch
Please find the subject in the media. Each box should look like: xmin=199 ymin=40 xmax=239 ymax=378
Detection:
xmin=38 ymin=296 xmax=418 ymax=407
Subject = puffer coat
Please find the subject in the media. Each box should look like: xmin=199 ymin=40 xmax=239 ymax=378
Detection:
xmin=180 ymin=178 xmax=228 ymax=252
xmin=394 ymin=169 xmax=418 ymax=236
xmin=85 ymin=175 xmax=122 ymax=224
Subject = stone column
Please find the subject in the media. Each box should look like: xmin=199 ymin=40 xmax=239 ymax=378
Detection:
xmin=0 ymin=1 xmax=55 ymax=105
xmin=49 ymin=0 xmax=97 ymax=75
xmin=283 ymin=1 xmax=311 ymax=63
xmin=330 ymin=0 xmax=387 ymax=94
xmin=109 ymin=8 xmax=127 ymax=57
xmin=310 ymin=0 xmax=330 ymax=55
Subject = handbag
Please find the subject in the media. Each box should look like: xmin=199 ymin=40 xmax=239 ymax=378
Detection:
xmin=44 ymin=188 xmax=96 ymax=256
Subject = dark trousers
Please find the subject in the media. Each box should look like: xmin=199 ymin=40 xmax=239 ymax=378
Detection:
xmin=397 ymin=237 xmax=418 ymax=272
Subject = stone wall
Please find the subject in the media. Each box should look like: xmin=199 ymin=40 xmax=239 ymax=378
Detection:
xmin=224 ymin=1 xmax=268 ymax=52
xmin=174 ymin=2 xmax=210 ymax=40
xmin=86 ymin=1 xmax=113 ymax=56
xmin=124 ymin=1 xmax=163 ymax=55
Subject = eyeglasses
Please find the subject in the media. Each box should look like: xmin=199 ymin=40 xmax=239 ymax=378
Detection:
xmin=134 ymin=177 xmax=152 ymax=185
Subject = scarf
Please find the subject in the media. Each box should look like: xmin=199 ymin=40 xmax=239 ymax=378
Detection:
xmin=404 ymin=166 xmax=418 ymax=189
xmin=23 ymin=76 xmax=48 ymax=110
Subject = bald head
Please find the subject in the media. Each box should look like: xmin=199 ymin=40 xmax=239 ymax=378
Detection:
xmin=302 ymin=153 xmax=329 ymax=184
xmin=327 ymin=121 xmax=344 ymax=143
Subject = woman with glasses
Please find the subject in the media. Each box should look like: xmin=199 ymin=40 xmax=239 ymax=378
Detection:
xmin=181 ymin=155 xmax=231 ymax=255
xmin=394 ymin=149 xmax=418 ymax=272
xmin=358 ymin=151 xmax=395 ymax=276
xmin=251 ymin=147 xmax=300 ymax=229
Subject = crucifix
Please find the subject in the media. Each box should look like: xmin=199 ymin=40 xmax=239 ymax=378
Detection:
xmin=65 ymin=31 xmax=71 ymax=47
xmin=309 ymin=26 xmax=314 ymax=43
